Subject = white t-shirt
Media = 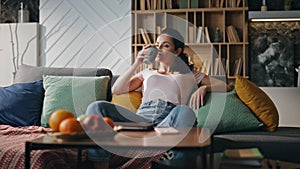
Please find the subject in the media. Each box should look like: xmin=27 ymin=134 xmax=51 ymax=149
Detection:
xmin=135 ymin=70 xmax=205 ymax=105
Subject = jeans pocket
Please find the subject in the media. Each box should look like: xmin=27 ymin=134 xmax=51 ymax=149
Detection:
xmin=137 ymin=99 xmax=176 ymax=124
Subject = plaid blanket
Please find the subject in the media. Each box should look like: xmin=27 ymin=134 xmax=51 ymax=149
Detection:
xmin=0 ymin=125 xmax=162 ymax=169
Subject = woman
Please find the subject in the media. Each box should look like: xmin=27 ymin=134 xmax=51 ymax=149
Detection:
xmin=86 ymin=28 xmax=231 ymax=168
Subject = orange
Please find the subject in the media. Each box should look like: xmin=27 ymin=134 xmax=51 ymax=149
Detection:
xmin=103 ymin=117 xmax=114 ymax=128
xmin=59 ymin=117 xmax=84 ymax=134
xmin=49 ymin=109 xmax=75 ymax=132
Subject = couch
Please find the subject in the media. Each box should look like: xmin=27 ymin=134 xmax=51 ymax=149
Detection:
xmin=211 ymin=86 xmax=300 ymax=164
xmin=0 ymin=64 xmax=161 ymax=169
xmin=1 ymin=64 xmax=299 ymax=169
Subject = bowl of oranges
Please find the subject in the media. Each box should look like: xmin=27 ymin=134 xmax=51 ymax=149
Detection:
xmin=48 ymin=109 xmax=116 ymax=140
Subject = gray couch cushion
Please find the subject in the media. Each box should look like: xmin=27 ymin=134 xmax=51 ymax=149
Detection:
xmin=14 ymin=64 xmax=113 ymax=101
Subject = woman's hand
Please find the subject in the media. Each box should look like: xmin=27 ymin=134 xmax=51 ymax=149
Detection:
xmin=189 ymin=85 xmax=208 ymax=110
xmin=112 ymin=46 xmax=153 ymax=94
xmin=189 ymin=75 xmax=230 ymax=110
xmin=135 ymin=45 xmax=152 ymax=65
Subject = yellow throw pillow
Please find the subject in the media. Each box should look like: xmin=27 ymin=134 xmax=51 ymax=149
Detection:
xmin=111 ymin=91 xmax=142 ymax=112
xmin=235 ymin=76 xmax=279 ymax=131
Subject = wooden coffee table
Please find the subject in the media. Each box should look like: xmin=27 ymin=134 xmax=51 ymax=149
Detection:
xmin=25 ymin=127 xmax=211 ymax=169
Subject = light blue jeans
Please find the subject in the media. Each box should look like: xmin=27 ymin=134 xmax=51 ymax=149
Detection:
xmin=86 ymin=99 xmax=196 ymax=161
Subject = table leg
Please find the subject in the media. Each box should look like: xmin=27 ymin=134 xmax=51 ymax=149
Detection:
xmin=77 ymin=148 xmax=82 ymax=169
xmin=25 ymin=142 xmax=31 ymax=169
xmin=201 ymin=148 xmax=207 ymax=169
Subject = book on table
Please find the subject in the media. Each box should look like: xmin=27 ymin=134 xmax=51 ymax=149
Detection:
xmin=220 ymin=148 xmax=264 ymax=169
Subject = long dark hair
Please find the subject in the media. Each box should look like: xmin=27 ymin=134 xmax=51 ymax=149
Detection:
xmin=160 ymin=28 xmax=194 ymax=72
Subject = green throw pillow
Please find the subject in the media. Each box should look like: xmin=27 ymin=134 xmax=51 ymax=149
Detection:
xmin=41 ymin=75 xmax=110 ymax=127
xmin=196 ymin=89 xmax=263 ymax=134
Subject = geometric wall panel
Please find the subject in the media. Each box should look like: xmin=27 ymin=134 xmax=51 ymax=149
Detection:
xmin=40 ymin=0 xmax=131 ymax=75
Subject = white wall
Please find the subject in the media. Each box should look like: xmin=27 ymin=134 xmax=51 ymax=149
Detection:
xmin=39 ymin=0 xmax=132 ymax=75
xmin=261 ymin=87 xmax=300 ymax=127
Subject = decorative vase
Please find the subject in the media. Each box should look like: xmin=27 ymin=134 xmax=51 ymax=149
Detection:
xmin=214 ymin=27 xmax=221 ymax=43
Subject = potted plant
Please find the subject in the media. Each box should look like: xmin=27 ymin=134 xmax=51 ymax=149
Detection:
xmin=284 ymin=0 xmax=292 ymax=10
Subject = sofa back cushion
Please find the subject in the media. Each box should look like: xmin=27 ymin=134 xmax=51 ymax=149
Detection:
xmin=0 ymin=80 xmax=44 ymax=126
xmin=14 ymin=64 xmax=113 ymax=101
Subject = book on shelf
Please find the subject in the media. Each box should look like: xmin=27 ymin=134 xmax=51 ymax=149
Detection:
xmin=226 ymin=25 xmax=240 ymax=42
xmin=213 ymin=58 xmax=219 ymax=75
xmin=226 ymin=26 xmax=233 ymax=42
xmin=227 ymin=0 xmax=237 ymax=7
xmin=139 ymin=28 xmax=152 ymax=44
xmin=139 ymin=28 xmax=146 ymax=44
xmin=233 ymin=57 xmax=242 ymax=76
xmin=211 ymin=0 xmax=219 ymax=7
xmin=204 ymin=27 xmax=211 ymax=43
xmin=178 ymin=0 xmax=187 ymax=8
xmin=157 ymin=0 xmax=161 ymax=9
xmin=201 ymin=59 xmax=211 ymax=75
xmin=166 ymin=0 xmax=172 ymax=9
xmin=225 ymin=58 xmax=229 ymax=75
xmin=141 ymin=0 xmax=166 ymax=10
xmin=151 ymin=0 xmax=157 ymax=9
xmin=220 ymin=0 xmax=225 ymax=7
xmin=196 ymin=26 xmax=210 ymax=43
xmin=232 ymin=0 xmax=237 ymax=7
xmin=140 ymin=0 xmax=146 ymax=10
xmin=190 ymin=0 xmax=199 ymax=8
xmin=236 ymin=0 xmax=242 ymax=7
xmin=196 ymin=26 xmax=203 ymax=43
xmin=162 ymin=0 xmax=166 ymax=9
xmin=144 ymin=28 xmax=152 ymax=44
xmin=165 ymin=0 xmax=179 ymax=9
xmin=146 ymin=0 xmax=151 ymax=10
xmin=231 ymin=26 xmax=240 ymax=42
xmin=227 ymin=0 xmax=231 ymax=8
xmin=220 ymin=148 xmax=264 ymax=169
xmin=188 ymin=26 xmax=196 ymax=43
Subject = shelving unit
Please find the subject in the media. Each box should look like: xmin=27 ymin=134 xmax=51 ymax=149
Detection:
xmin=131 ymin=0 xmax=249 ymax=80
